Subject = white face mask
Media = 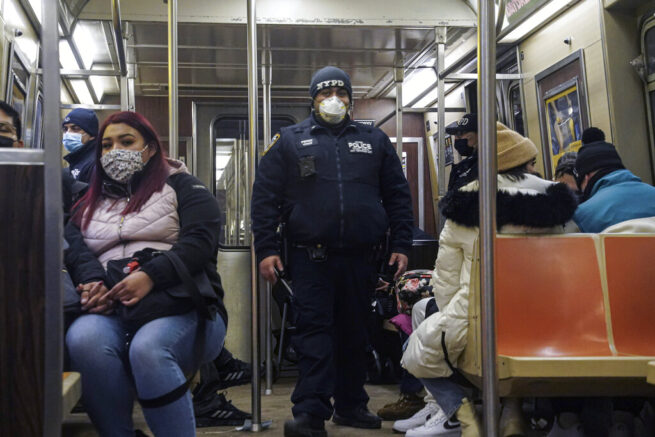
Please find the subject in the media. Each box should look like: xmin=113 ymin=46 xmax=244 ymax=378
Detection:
xmin=318 ymin=96 xmax=347 ymax=125
xmin=100 ymin=146 xmax=149 ymax=184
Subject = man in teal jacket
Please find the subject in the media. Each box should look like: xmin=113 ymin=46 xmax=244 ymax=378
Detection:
xmin=573 ymin=141 xmax=655 ymax=232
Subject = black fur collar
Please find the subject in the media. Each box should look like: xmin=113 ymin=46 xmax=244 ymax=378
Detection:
xmin=439 ymin=182 xmax=578 ymax=229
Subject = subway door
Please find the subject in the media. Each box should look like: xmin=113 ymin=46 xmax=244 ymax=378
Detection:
xmin=391 ymin=138 xmax=436 ymax=236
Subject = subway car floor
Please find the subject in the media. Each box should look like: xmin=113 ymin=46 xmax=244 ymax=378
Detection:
xmin=63 ymin=378 xmax=401 ymax=436
xmin=62 ymin=377 xmax=549 ymax=436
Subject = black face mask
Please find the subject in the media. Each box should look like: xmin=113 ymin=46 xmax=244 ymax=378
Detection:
xmin=0 ymin=136 xmax=15 ymax=148
xmin=454 ymin=138 xmax=475 ymax=157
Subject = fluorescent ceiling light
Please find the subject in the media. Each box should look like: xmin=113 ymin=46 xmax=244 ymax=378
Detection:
xmin=414 ymin=87 xmax=440 ymax=108
xmin=216 ymin=155 xmax=231 ymax=169
xmin=73 ymin=23 xmax=96 ymax=69
xmin=61 ymin=87 xmax=73 ymax=104
xmin=402 ymin=68 xmax=437 ymax=106
xmin=413 ymin=82 xmax=456 ymax=108
xmin=27 ymin=0 xmax=42 ymax=22
xmin=500 ymin=0 xmax=575 ymax=43
xmin=59 ymin=40 xmax=80 ymax=69
xmin=70 ymin=80 xmax=94 ymax=105
xmin=89 ymin=76 xmax=105 ymax=102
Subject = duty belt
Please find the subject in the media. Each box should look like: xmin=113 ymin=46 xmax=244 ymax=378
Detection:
xmin=291 ymin=242 xmax=378 ymax=262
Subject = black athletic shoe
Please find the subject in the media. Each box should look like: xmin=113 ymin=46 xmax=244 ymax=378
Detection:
xmin=216 ymin=357 xmax=252 ymax=389
xmin=284 ymin=413 xmax=327 ymax=437
xmin=194 ymin=392 xmax=252 ymax=427
xmin=333 ymin=406 xmax=382 ymax=429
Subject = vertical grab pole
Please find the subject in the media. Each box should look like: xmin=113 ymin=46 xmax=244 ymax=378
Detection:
xmin=168 ymin=0 xmax=179 ymax=159
xmin=394 ymin=67 xmax=404 ymax=159
xmin=478 ymin=0 xmax=499 ymax=435
xmin=247 ymin=0 xmax=262 ymax=431
xmin=42 ymin=0 xmax=62 ymax=434
xmin=261 ymin=30 xmax=274 ymax=396
xmin=436 ymin=27 xmax=447 ymax=232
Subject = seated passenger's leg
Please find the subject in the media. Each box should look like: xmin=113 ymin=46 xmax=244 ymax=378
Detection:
xmin=420 ymin=377 xmax=481 ymax=437
xmin=288 ymin=248 xmax=337 ymax=423
xmin=129 ymin=311 xmax=226 ymax=437
xmin=66 ymin=314 xmax=134 ymax=436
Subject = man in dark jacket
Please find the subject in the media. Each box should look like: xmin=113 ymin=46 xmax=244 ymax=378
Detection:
xmin=446 ymin=113 xmax=478 ymax=191
xmin=63 ymin=108 xmax=98 ymax=182
xmin=252 ymin=66 xmax=414 ymax=436
xmin=573 ymin=141 xmax=655 ymax=232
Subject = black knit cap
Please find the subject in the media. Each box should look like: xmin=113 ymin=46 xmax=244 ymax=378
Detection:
xmin=63 ymin=108 xmax=99 ymax=138
xmin=581 ymin=127 xmax=605 ymax=145
xmin=575 ymin=141 xmax=624 ymax=180
xmin=309 ymin=66 xmax=352 ymax=101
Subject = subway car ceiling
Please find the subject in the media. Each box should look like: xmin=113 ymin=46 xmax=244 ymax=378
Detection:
xmin=3 ymin=0 xmax=655 ymax=183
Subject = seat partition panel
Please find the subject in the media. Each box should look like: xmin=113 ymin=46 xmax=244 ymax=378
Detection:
xmin=495 ymin=236 xmax=611 ymax=357
xmin=604 ymin=236 xmax=655 ymax=356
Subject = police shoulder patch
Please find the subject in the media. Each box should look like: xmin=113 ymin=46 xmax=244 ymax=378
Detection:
xmin=264 ymin=133 xmax=281 ymax=155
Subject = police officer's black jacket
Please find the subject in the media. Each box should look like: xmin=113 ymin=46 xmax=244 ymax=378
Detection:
xmin=447 ymin=154 xmax=478 ymax=192
xmin=252 ymin=114 xmax=414 ymax=263
xmin=64 ymin=139 xmax=96 ymax=183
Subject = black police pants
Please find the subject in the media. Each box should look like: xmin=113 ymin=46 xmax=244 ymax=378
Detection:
xmin=288 ymin=247 xmax=376 ymax=421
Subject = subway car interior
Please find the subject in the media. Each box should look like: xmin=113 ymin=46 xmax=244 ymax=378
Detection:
xmin=2 ymin=0 xmax=655 ymax=436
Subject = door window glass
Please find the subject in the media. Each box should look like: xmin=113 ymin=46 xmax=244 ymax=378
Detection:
xmin=646 ymin=27 xmax=655 ymax=76
xmin=509 ymin=84 xmax=525 ymax=136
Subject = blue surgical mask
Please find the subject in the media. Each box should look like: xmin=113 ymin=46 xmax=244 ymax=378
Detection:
xmin=63 ymin=132 xmax=84 ymax=152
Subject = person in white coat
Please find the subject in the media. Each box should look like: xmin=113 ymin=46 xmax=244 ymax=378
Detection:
xmin=401 ymin=123 xmax=578 ymax=437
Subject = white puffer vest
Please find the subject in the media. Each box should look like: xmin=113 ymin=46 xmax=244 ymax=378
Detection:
xmin=83 ymin=161 xmax=187 ymax=267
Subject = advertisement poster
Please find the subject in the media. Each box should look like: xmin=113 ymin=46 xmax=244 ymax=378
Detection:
xmin=544 ymin=83 xmax=583 ymax=175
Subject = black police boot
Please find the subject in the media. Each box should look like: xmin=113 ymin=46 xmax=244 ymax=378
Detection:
xmin=284 ymin=413 xmax=327 ymax=437
xmin=332 ymin=406 xmax=382 ymax=429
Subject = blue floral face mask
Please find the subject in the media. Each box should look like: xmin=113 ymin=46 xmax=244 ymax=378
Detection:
xmin=63 ymin=132 xmax=84 ymax=152
xmin=100 ymin=146 xmax=149 ymax=184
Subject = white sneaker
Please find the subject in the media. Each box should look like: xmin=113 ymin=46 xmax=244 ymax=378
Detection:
xmin=393 ymin=402 xmax=441 ymax=433
xmin=405 ymin=407 xmax=461 ymax=437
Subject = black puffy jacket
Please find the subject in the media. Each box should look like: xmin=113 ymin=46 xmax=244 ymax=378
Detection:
xmin=252 ymin=114 xmax=414 ymax=263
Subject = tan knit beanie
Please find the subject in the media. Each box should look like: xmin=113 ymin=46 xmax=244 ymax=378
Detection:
xmin=496 ymin=121 xmax=538 ymax=171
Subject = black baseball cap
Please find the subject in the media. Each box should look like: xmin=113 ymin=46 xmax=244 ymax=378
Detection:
xmin=445 ymin=113 xmax=477 ymax=135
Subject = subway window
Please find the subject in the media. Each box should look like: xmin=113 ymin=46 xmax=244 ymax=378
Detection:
xmin=646 ymin=26 xmax=655 ymax=77
xmin=509 ymin=84 xmax=525 ymax=136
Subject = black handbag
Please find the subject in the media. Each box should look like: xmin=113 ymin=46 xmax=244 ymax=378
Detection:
xmin=106 ymin=248 xmax=214 ymax=333
xmin=106 ymin=248 xmax=216 ymax=408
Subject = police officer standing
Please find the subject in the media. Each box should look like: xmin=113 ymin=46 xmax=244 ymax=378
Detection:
xmin=446 ymin=113 xmax=479 ymax=191
xmin=62 ymin=108 xmax=99 ymax=182
xmin=252 ymin=66 xmax=413 ymax=437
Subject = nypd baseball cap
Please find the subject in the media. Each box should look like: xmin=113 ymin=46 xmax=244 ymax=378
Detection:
xmin=309 ymin=66 xmax=353 ymax=101
xmin=445 ymin=113 xmax=477 ymax=135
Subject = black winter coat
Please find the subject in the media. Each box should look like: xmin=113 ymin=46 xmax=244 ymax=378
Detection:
xmin=251 ymin=114 xmax=414 ymax=263
xmin=64 ymin=140 xmax=96 ymax=183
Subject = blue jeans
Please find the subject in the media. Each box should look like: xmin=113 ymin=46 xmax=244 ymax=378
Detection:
xmin=66 ymin=311 xmax=226 ymax=437
xmin=420 ymin=377 xmax=467 ymax=419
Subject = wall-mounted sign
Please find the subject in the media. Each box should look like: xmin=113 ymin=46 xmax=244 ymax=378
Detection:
xmin=544 ymin=81 xmax=583 ymax=174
